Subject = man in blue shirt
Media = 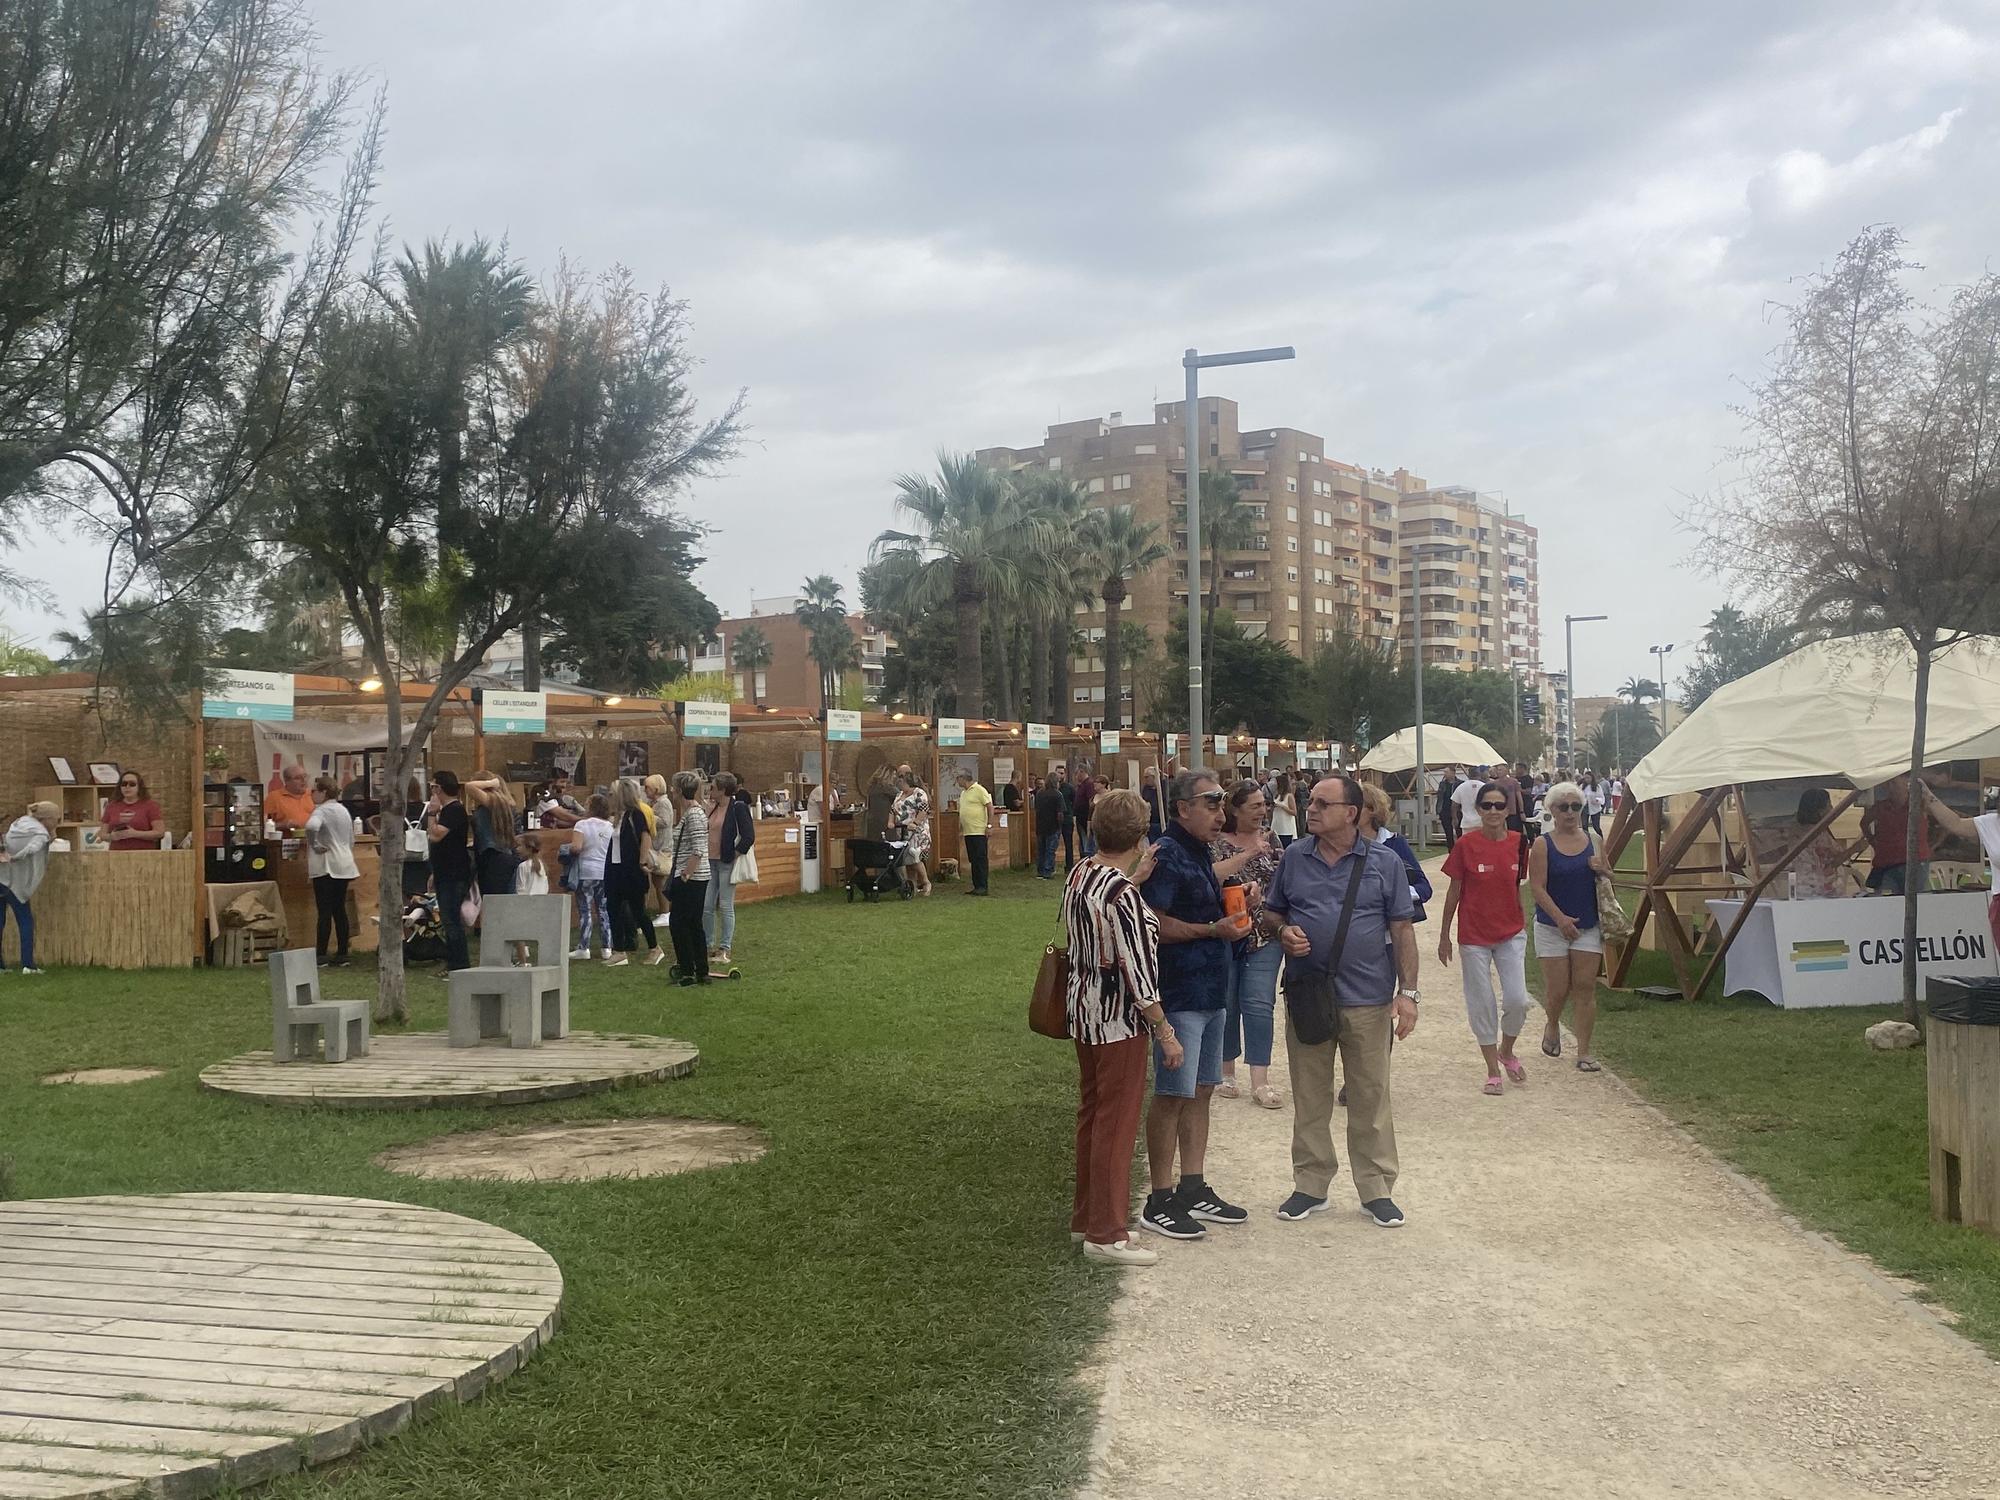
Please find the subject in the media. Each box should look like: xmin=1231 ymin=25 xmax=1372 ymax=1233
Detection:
xmin=1138 ymin=767 xmax=1251 ymax=1239
xmin=1262 ymin=773 xmax=1421 ymax=1228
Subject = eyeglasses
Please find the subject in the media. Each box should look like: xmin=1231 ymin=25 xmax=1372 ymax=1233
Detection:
xmin=1549 ymin=801 xmax=1583 ymax=812
xmin=1477 ymin=800 xmax=1508 ymax=811
xmin=1307 ymin=797 xmax=1361 ymax=811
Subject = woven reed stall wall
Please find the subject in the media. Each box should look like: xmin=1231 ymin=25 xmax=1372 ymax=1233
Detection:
xmin=0 ymin=695 xmax=197 ymax=829
xmin=3 ymin=850 xmax=199 ymax=969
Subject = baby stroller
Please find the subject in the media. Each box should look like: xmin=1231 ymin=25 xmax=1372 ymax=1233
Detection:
xmin=845 ymin=838 xmax=909 ymax=902
xmin=401 ymin=892 xmax=446 ymax=962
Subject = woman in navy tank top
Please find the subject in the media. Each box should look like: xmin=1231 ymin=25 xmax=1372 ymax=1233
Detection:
xmin=1530 ymin=781 xmax=1611 ymax=1072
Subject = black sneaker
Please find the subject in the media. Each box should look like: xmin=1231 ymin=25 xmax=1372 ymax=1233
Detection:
xmin=1362 ymin=1197 xmax=1406 ymax=1228
xmin=1275 ymin=1191 xmax=1330 ymax=1222
xmin=1180 ymin=1181 xmax=1248 ymax=1225
xmin=1138 ymin=1191 xmax=1205 ymax=1240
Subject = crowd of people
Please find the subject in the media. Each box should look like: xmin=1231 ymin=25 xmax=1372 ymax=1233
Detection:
xmin=1055 ymin=757 xmax=1628 ymax=1268
xmin=396 ymin=766 xmax=760 ymax=987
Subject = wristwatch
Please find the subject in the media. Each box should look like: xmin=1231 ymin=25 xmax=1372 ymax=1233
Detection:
xmin=1398 ymin=987 xmax=1421 ymax=1004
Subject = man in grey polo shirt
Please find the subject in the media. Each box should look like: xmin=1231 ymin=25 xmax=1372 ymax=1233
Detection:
xmin=1261 ymin=773 xmax=1421 ymax=1227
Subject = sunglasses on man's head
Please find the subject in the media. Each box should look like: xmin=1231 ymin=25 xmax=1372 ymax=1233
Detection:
xmin=1478 ymin=799 xmax=1508 ymax=811
xmin=1190 ymin=791 xmax=1225 ymax=807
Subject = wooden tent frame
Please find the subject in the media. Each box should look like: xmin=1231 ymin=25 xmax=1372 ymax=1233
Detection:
xmin=1598 ymin=782 xmax=1867 ymax=1000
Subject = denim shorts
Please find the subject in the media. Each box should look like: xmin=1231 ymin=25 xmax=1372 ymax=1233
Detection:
xmin=1154 ymin=1007 xmax=1226 ymax=1097
xmin=1533 ymin=919 xmax=1603 ymax=958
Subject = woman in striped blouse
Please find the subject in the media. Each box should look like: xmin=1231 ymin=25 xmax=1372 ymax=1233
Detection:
xmin=1064 ymin=789 xmax=1180 ymax=1267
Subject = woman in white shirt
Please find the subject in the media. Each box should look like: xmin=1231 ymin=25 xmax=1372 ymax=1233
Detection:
xmin=1270 ymin=778 xmax=1298 ymax=848
xmin=567 ymin=794 xmax=617 ymax=959
xmin=304 ymin=775 xmax=360 ymax=967
xmin=1917 ymin=783 xmax=2000 ymax=948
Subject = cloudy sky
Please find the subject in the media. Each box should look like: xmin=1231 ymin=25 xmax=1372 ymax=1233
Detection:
xmin=9 ymin=0 xmax=1997 ymax=697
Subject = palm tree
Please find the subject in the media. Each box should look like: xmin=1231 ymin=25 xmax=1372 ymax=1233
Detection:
xmin=794 ymin=575 xmax=851 ymax=710
xmin=731 ymin=622 xmax=773 ymax=705
xmin=1084 ymin=507 xmax=1168 ymax=732
xmin=1007 ymin=471 xmax=1094 ymax=725
xmin=1618 ymin=676 xmax=1662 ymax=705
xmin=871 ymin=453 xmax=1051 ymax=718
xmin=1196 ymin=469 xmax=1256 ymax=685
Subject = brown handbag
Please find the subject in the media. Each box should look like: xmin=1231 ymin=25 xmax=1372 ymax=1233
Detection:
xmin=1029 ymin=910 xmax=1071 ymax=1039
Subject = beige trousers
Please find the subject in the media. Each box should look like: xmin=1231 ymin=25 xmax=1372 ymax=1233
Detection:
xmin=1285 ymin=1001 xmax=1398 ymax=1203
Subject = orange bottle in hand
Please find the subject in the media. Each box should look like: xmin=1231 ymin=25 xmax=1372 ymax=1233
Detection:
xmin=1221 ymin=885 xmax=1251 ymax=936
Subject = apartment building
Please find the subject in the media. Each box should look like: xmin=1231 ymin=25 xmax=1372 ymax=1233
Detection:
xmin=977 ymin=397 xmax=1421 ymax=730
xmin=1396 ymin=487 xmax=1542 ymax=674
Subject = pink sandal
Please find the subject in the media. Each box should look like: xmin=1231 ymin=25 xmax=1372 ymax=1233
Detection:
xmin=1500 ymin=1056 xmax=1528 ymax=1085
xmin=1482 ymin=1075 xmax=1504 ymax=1096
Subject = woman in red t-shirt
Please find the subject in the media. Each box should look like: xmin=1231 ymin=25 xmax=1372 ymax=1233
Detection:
xmin=101 ymin=771 xmax=166 ymax=851
xmin=1437 ymin=784 xmax=1529 ymax=1095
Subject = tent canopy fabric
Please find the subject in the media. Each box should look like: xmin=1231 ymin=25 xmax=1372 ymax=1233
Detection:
xmin=1628 ymin=631 xmax=2000 ymax=801
xmin=1357 ymin=724 xmax=1507 ymax=774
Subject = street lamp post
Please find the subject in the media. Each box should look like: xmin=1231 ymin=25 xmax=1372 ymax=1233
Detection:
xmin=1564 ymin=612 xmax=1607 ymax=771
xmin=1650 ymin=642 xmax=1675 ymax=734
xmin=1184 ymin=344 xmax=1295 ymax=760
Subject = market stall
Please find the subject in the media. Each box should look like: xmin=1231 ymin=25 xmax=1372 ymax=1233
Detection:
xmin=1606 ymin=632 xmax=2000 ymax=1004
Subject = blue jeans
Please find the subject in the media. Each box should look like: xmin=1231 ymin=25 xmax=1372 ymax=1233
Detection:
xmin=1225 ymin=940 xmax=1282 ymax=1068
xmin=1 ymin=885 xmax=35 ymax=969
xmin=434 ymin=871 xmax=471 ymax=971
xmin=703 ymin=865 xmax=737 ymax=952
xmin=1081 ymin=826 xmax=1098 ymax=858
xmin=1037 ymin=832 xmax=1060 ymax=877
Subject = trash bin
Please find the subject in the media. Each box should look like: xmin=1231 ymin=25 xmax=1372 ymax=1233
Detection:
xmin=1926 ymin=975 xmax=2000 ymax=1232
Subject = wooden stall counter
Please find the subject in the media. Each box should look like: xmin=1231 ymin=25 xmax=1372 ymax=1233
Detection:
xmin=8 ymin=849 xmax=199 ymax=969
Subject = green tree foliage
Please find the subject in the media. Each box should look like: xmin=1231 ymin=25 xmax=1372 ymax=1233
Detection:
xmin=1678 ymin=605 xmax=1794 ymax=710
xmin=1083 ymin=506 xmax=1167 ymax=732
xmin=1156 ymin=609 xmax=1310 ymax=739
xmin=794 ymin=574 xmax=858 ymax=711
xmin=1 ymin=0 xmax=370 ymax=630
xmin=0 ymin=632 xmax=54 ymax=676
xmin=860 ymin=557 xmax=956 ymax=715
xmin=1587 ymin=700 xmax=1662 ymax=773
xmin=263 ymin=244 xmax=740 ymax=1020
xmin=1304 ymin=630 xmax=1403 ymax=750
xmin=730 ymin=623 xmax=774 ymax=704
xmin=543 ymin=519 xmax=719 ymax=692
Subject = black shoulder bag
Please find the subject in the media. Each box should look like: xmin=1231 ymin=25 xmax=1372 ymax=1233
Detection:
xmin=1284 ymin=851 xmax=1369 ymax=1047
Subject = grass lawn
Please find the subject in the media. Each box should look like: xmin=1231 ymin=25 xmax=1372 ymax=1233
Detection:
xmin=1505 ymin=856 xmax=2000 ymax=1358
xmin=0 ymin=869 xmax=1106 ymax=1499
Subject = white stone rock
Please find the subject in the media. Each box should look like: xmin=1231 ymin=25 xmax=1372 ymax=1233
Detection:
xmin=1865 ymin=1020 xmax=1921 ymax=1051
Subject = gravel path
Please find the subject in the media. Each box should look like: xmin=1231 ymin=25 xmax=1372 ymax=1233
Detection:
xmin=1079 ymin=863 xmax=2000 ymax=1499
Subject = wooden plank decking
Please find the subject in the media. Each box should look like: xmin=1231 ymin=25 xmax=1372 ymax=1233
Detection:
xmin=0 ymin=1193 xmax=563 ymax=1499
xmin=197 ymin=1031 xmax=698 ymax=1109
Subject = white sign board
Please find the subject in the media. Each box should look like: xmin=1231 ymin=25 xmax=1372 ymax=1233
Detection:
xmin=1257 ymin=738 xmax=1271 ymax=759
xmin=204 ymin=670 xmax=294 ymax=721
xmin=1709 ymin=894 xmax=1998 ymax=1008
xmin=827 ymin=708 xmax=862 ymax=743
xmin=1213 ymin=735 xmax=1229 ymax=757
xmin=937 ymin=717 xmax=966 ymax=747
xmin=1100 ymin=730 xmax=1120 ymax=755
xmin=1165 ymin=733 xmax=1180 ymax=761
xmin=1027 ymin=722 xmax=1050 ymax=750
xmin=482 ymin=691 xmax=546 ymax=734
xmin=684 ymin=700 xmax=732 ymax=739
xmin=994 ymin=756 xmax=1015 ymax=787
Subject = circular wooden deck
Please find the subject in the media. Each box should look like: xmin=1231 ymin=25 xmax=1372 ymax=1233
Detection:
xmin=0 ymin=1192 xmax=562 ymax=1499
xmin=198 ymin=1030 xmax=699 ymax=1109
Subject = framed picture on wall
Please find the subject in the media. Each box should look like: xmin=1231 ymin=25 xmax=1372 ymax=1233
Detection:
xmin=47 ymin=756 xmax=77 ymax=784
xmin=87 ymin=761 xmax=121 ymax=787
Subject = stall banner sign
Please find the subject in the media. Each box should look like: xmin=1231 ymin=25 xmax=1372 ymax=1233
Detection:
xmin=994 ymin=756 xmax=1015 ymax=787
xmin=1027 ymin=722 xmax=1051 ymax=750
xmin=1100 ymin=730 xmax=1120 ymax=755
xmin=937 ymin=717 xmax=966 ymax=747
xmin=1165 ymin=733 xmax=1180 ymax=760
xmin=1213 ymin=735 xmax=1229 ymax=757
xmin=1765 ymin=893 xmax=1997 ymax=1007
xmin=684 ymin=701 xmax=732 ymax=739
xmin=204 ymin=670 xmax=294 ymax=721
xmin=482 ymin=691 xmax=546 ymax=734
xmin=1257 ymin=738 xmax=1271 ymax=759
xmin=828 ymin=709 xmax=862 ymax=743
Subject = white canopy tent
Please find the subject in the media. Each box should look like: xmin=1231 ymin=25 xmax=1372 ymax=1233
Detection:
xmin=1357 ymin=723 xmax=1507 ymax=774
xmin=1628 ymin=632 xmax=2000 ymax=801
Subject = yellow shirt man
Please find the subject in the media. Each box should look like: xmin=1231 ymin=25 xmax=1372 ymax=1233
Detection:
xmin=957 ymin=780 xmax=992 ymax=836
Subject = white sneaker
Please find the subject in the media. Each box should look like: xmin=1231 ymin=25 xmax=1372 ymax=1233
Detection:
xmin=652 ymin=914 xmax=671 ymax=927
xmin=1081 ymin=1238 xmax=1157 ymax=1267
xmin=603 ymin=955 xmax=630 ymax=967
xmin=569 ymin=947 xmax=591 ymax=960
xmin=19 ymin=967 xmax=43 ymax=976
xmin=647 ymin=950 xmax=667 ymax=966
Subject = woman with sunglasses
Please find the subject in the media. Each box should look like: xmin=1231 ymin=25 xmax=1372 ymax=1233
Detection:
xmin=1531 ymin=781 xmax=1611 ymax=1071
xmin=1437 ymin=784 xmax=1530 ymax=1094
xmin=101 ymin=771 xmax=166 ymax=851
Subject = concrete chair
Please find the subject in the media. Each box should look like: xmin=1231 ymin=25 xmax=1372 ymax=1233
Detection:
xmin=446 ymin=894 xmax=572 ymax=1049
xmin=268 ymin=949 xmax=369 ymax=1063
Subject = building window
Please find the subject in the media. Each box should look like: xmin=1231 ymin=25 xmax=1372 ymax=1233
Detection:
xmin=1073 ymin=688 xmax=1090 ymax=703
xmin=1133 ymin=443 xmax=1156 ymax=455
xmin=1286 ymin=505 xmax=1298 ymax=522
xmin=1111 ymin=473 xmax=1132 ymax=491
xmin=1298 ymin=450 xmax=1309 ymax=463
xmin=1208 ymin=442 xmax=1218 ymax=456
xmin=1209 ymin=409 xmax=1219 ymax=425
xmin=1087 ymin=477 xmax=1105 ymax=494
xmin=1286 ymin=536 xmax=1298 ymax=552
xmin=1288 ymin=595 xmax=1299 ymax=610
xmin=1048 ymin=456 xmax=1061 ymax=471
xmin=1286 ymin=566 xmax=1298 ymax=582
